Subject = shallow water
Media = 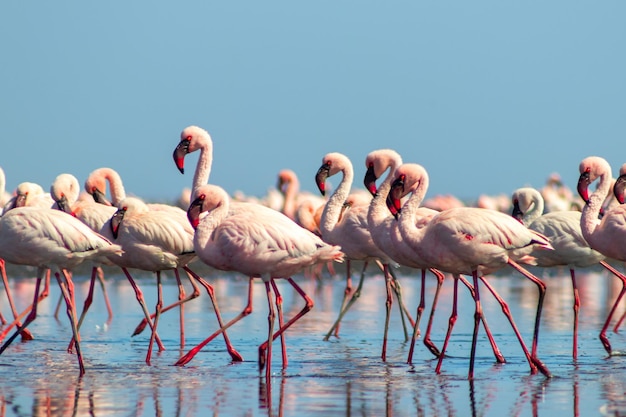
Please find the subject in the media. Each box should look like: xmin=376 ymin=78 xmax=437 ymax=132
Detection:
xmin=1 ymin=264 xmax=625 ymax=416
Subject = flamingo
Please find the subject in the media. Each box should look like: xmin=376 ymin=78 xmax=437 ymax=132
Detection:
xmin=84 ymin=167 xmax=203 ymax=344
xmin=511 ymin=186 xmax=618 ymax=360
xmin=2 ymin=181 xmax=54 ymax=213
xmin=174 ymin=184 xmax=344 ymax=379
xmin=386 ymin=163 xmax=553 ymax=379
xmin=315 ymin=152 xmax=416 ymax=360
xmin=49 ymin=173 xmax=116 ymax=327
xmin=576 ymin=156 xmax=626 ymax=355
xmin=364 ymin=150 xmax=505 ymax=365
xmin=0 ymin=167 xmax=11 ymax=209
xmin=105 ymin=196 xmax=242 ymax=364
xmin=0 ymin=206 xmax=123 ymax=375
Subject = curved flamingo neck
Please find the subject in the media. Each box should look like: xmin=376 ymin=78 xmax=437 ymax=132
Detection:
xmin=103 ymin=169 xmax=127 ymax=206
xmin=521 ymin=189 xmax=544 ymax=226
xmin=581 ymin=168 xmax=612 ymax=243
xmin=191 ymin=138 xmax=213 ymax=200
xmin=368 ymin=156 xmax=402 ymax=229
xmin=399 ymin=174 xmax=430 ymax=243
xmin=320 ymin=162 xmax=354 ymax=236
xmin=281 ymin=175 xmax=299 ymax=220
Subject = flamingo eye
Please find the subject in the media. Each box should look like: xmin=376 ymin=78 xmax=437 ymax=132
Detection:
xmin=186 ymin=135 xmax=192 ymax=141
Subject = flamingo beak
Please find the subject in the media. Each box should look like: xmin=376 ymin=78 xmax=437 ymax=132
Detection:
xmin=363 ymin=165 xmax=378 ymax=196
xmin=110 ymin=207 xmax=126 ymax=239
xmin=386 ymin=177 xmax=405 ymax=220
xmin=614 ymin=174 xmax=626 ymax=204
xmin=577 ymin=171 xmax=591 ymax=204
xmin=173 ymin=139 xmax=191 ymax=174
xmin=55 ymin=195 xmax=72 ymax=214
xmin=91 ymin=188 xmax=113 ymax=206
xmin=187 ymin=195 xmax=204 ymax=229
xmin=315 ymin=163 xmax=330 ymax=196
xmin=511 ymin=200 xmax=524 ymax=224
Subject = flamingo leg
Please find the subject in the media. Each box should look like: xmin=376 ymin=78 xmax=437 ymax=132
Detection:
xmin=146 ymin=271 xmax=164 ymax=365
xmin=121 ymin=267 xmax=165 ymax=352
xmin=270 ymin=280 xmax=288 ymax=368
xmin=408 ymin=268 xmax=444 ymax=364
xmin=478 ymin=276 xmax=538 ymax=375
xmin=595 ymin=260 xmax=626 ymax=354
xmin=468 ymin=271 xmax=483 ymax=380
xmin=0 ymin=268 xmax=50 ymax=344
xmin=95 ymin=266 xmax=113 ymax=325
xmin=324 ymin=261 xmax=368 ymax=340
xmin=56 ymin=270 xmax=85 ymax=376
xmin=175 ymin=277 xmax=253 ymax=366
xmin=435 ymin=275 xmax=459 ymax=374
xmin=570 ymin=268 xmax=580 ymax=361
xmin=458 ymin=275 xmax=506 ymax=364
xmin=382 ymin=260 xmax=415 ymax=337
xmin=68 ymin=266 xmax=99 ymax=353
xmin=182 ymin=266 xmax=243 ymax=362
xmin=258 ymin=277 xmax=314 ymax=374
xmin=261 ymin=280 xmax=276 ymax=379
xmin=381 ymin=264 xmax=393 ymax=361
xmin=0 ymin=258 xmax=34 ymax=341
xmin=507 ymin=260 xmax=551 ymax=377
xmin=131 ymin=269 xmax=201 ymax=337
xmin=0 ymin=270 xmax=43 ymax=355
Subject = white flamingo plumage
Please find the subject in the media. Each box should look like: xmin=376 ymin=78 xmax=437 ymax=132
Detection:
xmin=576 ymin=156 xmax=626 ymax=355
xmin=511 ymin=186 xmax=621 ymax=360
xmin=386 ymin=163 xmax=553 ymax=379
xmin=315 ymin=152 xmax=414 ymax=360
xmin=174 ymin=184 xmax=344 ymax=378
xmin=0 ymin=206 xmax=123 ymax=375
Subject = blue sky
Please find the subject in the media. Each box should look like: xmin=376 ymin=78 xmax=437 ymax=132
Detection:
xmin=1 ymin=2 xmax=625 ymax=204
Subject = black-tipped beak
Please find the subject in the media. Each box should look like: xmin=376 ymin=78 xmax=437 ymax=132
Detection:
xmin=577 ymin=171 xmax=591 ymax=204
xmin=614 ymin=174 xmax=626 ymax=204
xmin=173 ymin=139 xmax=191 ymax=174
xmin=386 ymin=177 xmax=405 ymax=220
xmin=187 ymin=195 xmax=204 ymax=229
xmin=315 ymin=163 xmax=331 ymax=196
xmin=511 ymin=200 xmax=524 ymax=223
xmin=55 ymin=195 xmax=72 ymax=214
xmin=364 ymin=165 xmax=378 ymax=196
xmin=91 ymin=188 xmax=113 ymax=206
xmin=110 ymin=207 xmax=126 ymax=239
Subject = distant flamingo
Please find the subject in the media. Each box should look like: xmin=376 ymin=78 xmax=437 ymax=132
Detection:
xmin=511 ymin=186 xmax=616 ymax=360
xmin=0 ymin=206 xmax=123 ymax=375
xmin=106 ymin=196 xmax=242 ymax=364
xmin=576 ymin=156 xmax=626 ymax=355
xmin=315 ymin=152 xmax=414 ymax=360
xmin=174 ymin=184 xmax=344 ymax=379
xmin=0 ymin=167 xmax=11 ymax=209
xmin=363 ymin=150 xmax=505 ymax=365
xmin=387 ymin=163 xmax=553 ymax=379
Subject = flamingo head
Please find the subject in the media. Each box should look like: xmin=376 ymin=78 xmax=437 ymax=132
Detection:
xmin=363 ymin=163 xmax=378 ymax=196
xmin=110 ymin=205 xmax=127 ymax=239
xmin=386 ymin=174 xmax=406 ymax=220
xmin=187 ymin=193 xmax=205 ymax=229
xmin=614 ymin=174 xmax=626 ymax=205
xmin=173 ymin=137 xmax=191 ymax=174
xmin=315 ymin=162 xmax=330 ymax=196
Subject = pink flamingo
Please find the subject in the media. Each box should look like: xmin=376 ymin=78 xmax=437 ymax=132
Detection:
xmin=105 ymin=196 xmax=242 ymax=364
xmin=85 ymin=167 xmax=203 ymax=345
xmin=576 ymin=156 xmax=626 ymax=355
xmin=364 ymin=150 xmax=505 ymax=365
xmin=315 ymin=152 xmax=414 ymax=359
xmin=511 ymin=186 xmax=620 ymax=360
xmin=387 ymin=163 xmax=553 ymax=379
xmin=174 ymin=184 xmax=344 ymax=379
xmin=0 ymin=206 xmax=122 ymax=375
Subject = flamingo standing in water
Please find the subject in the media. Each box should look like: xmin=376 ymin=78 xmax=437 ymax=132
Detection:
xmin=511 ymin=186 xmax=621 ymax=360
xmin=386 ymin=163 xmax=553 ymax=379
xmin=576 ymin=156 xmax=626 ymax=355
xmin=315 ymin=152 xmax=414 ymax=360
xmin=0 ymin=206 xmax=123 ymax=375
xmin=84 ymin=167 xmax=203 ymax=346
xmin=174 ymin=184 xmax=344 ymax=379
xmin=105 ymin=196 xmax=242 ymax=364
xmin=363 ymin=150 xmax=506 ymax=365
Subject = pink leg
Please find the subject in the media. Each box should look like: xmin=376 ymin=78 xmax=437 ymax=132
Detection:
xmin=478 ymin=276 xmax=538 ymax=375
xmin=570 ymin=268 xmax=580 ymax=361
xmin=324 ymin=261 xmax=368 ymax=340
xmin=597 ymin=260 xmax=626 ymax=355
xmin=507 ymin=260 xmax=551 ymax=377
xmin=146 ymin=271 xmax=164 ymax=365
xmin=408 ymin=268 xmax=444 ymax=364
xmin=95 ymin=266 xmax=114 ymax=325
xmin=258 ymin=278 xmax=314 ymax=374
xmin=0 ymin=267 xmax=45 ymax=355
xmin=422 ymin=269 xmax=445 ymax=358
xmin=56 ymin=270 xmax=85 ymax=376
xmin=270 ymin=281 xmax=288 ymax=368
xmin=381 ymin=264 xmax=393 ymax=362
xmin=0 ymin=259 xmax=34 ymax=341
xmin=68 ymin=266 xmax=99 ymax=353
xmin=262 ymin=280 xmax=275 ymax=379
xmin=175 ymin=277 xmax=253 ymax=366
xmin=121 ymin=268 xmax=165 ymax=352
xmin=435 ymin=275 xmax=459 ymax=374
xmin=132 ymin=269 xmax=201 ymax=337
xmin=468 ymin=271 xmax=483 ymax=380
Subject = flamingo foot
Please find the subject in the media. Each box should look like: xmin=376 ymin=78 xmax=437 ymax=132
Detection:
xmin=531 ymin=356 xmax=552 ymax=378
xmin=132 ymin=318 xmax=149 ymax=336
xmin=20 ymin=329 xmax=34 ymax=341
xmin=228 ymin=348 xmax=244 ymax=362
xmin=423 ymin=338 xmax=441 ymax=358
xmin=600 ymin=334 xmax=613 ymax=356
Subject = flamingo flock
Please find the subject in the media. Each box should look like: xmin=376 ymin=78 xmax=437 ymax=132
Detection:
xmin=0 ymin=126 xmax=625 ymax=382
